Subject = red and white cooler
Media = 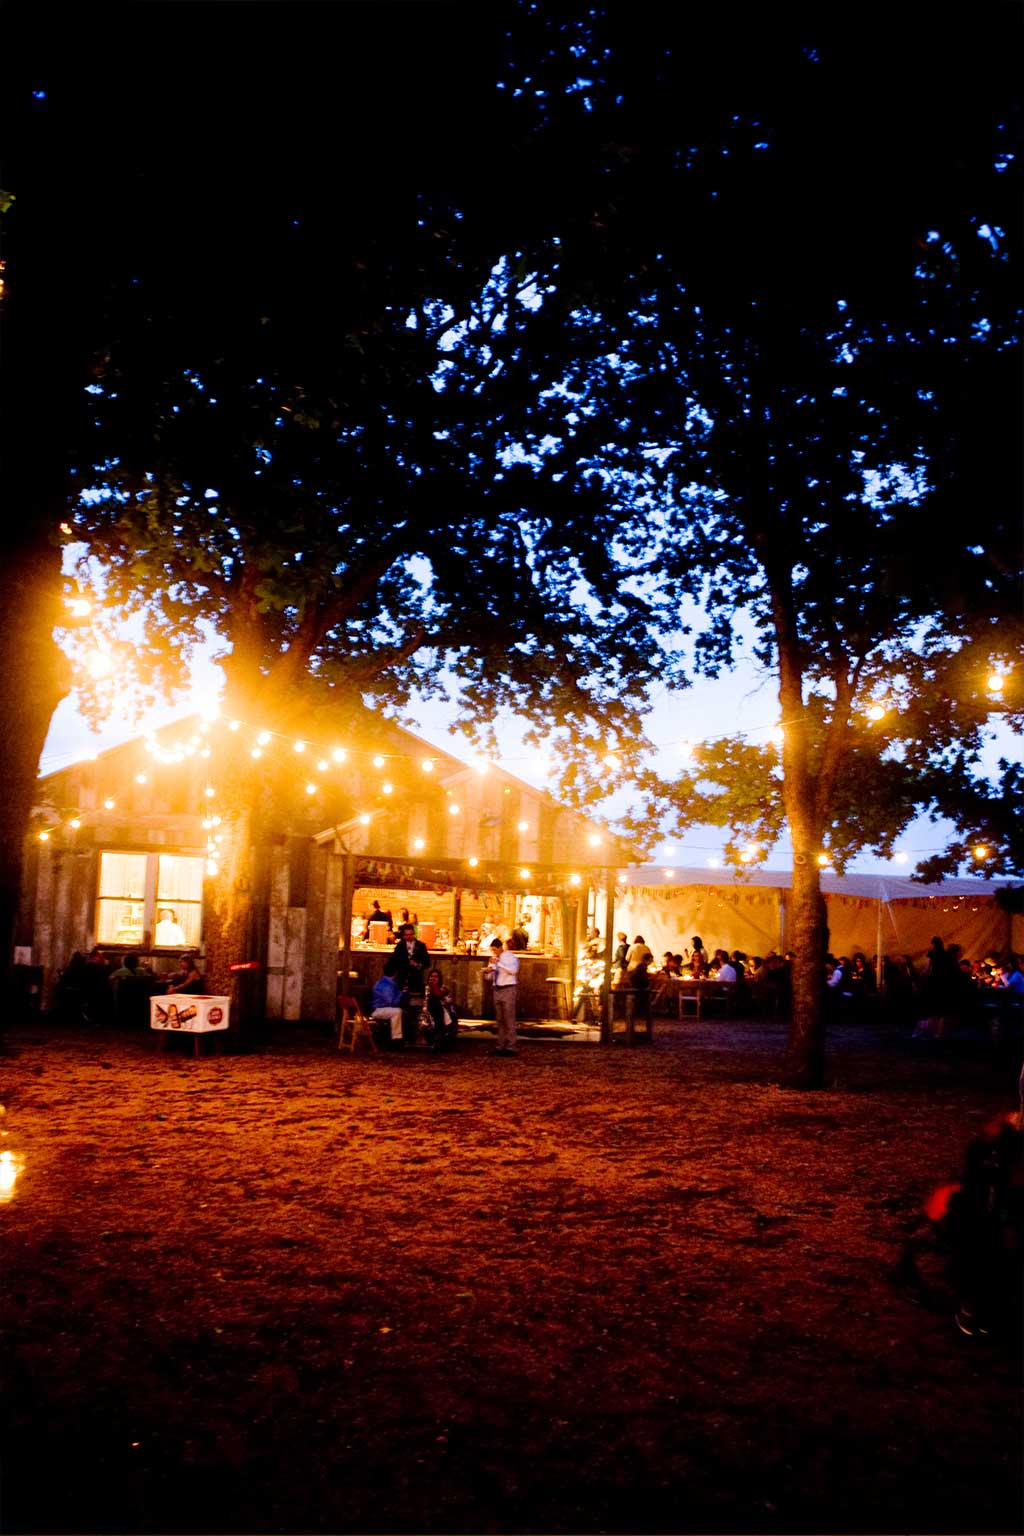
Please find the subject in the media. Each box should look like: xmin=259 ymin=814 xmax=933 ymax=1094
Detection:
xmin=150 ymin=994 xmax=231 ymax=1033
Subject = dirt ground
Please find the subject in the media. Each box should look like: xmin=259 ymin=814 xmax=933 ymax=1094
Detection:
xmin=1 ymin=1013 xmax=1021 ymax=1536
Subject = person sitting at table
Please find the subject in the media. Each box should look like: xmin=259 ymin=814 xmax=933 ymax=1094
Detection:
xmin=424 ymin=968 xmax=458 ymax=1050
xmin=660 ymin=952 xmax=682 ymax=977
xmin=716 ymin=951 xmax=738 ymax=984
xmin=167 ymin=953 xmax=204 ymax=994
xmin=370 ymin=962 xmax=406 ymax=1046
xmin=689 ymin=937 xmax=709 ymax=977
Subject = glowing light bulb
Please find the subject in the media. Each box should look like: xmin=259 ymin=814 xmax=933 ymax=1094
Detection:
xmin=473 ymin=757 xmax=490 ymax=775
xmin=0 ymin=1148 xmax=20 ymax=1200
xmin=569 ymin=873 xmax=581 ymax=886
xmin=987 ymin=672 xmax=1005 ymax=694
xmin=332 ymin=748 xmax=347 ymax=763
xmin=381 ymin=782 xmax=393 ymax=795
xmin=448 ymin=803 xmax=460 ymax=815
xmin=973 ymin=844 xmax=989 ymax=860
xmin=59 ymin=521 xmax=73 ymax=535
xmin=603 ymin=752 xmax=621 ymax=771
xmin=206 ymin=858 xmax=219 ymax=876
xmin=204 ymin=786 xmax=215 ymax=798
xmin=251 ymin=747 xmax=263 ymax=759
xmin=68 ymin=818 xmax=81 ymax=830
xmin=257 ymin=731 xmax=271 ymax=746
xmin=817 ymin=853 xmax=829 ymax=867
xmin=189 ymin=735 xmax=201 ymax=747
xmin=421 ymin=759 xmax=434 ymax=773
xmin=617 ymin=872 xmax=628 ymax=883
xmin=211 ymin=816 xmax=221 ymax=826
xmin=588 ymin=834 xmax=601 ymax=847
xmin=293 ymin=740 xmax=306 ymax=753
xmin=867 ymin=703 xmax=886 ymax=722
xmin=200 ymin=747 xmax=211 ymax=759
xmin=413 ymin=838 xmax=425 ymax=851
xmin=468 ymin=856 xmax=479 ymax=868
xmin=740 ymin=850 xmax=753 ymax=864
xmin=664 ymin=869 xmax=675 ymax=879
xmin=316 ymin=759 xmax=328 ymax=773
xmin=136 ymin=773 xmax=147 ymax=785
xmin=518 ymin=820 xmax=529 ymax=832
xmin=358 ymin=813 xmax=371 ymax=825
xmin=67 ymin=597 xmax=92 ymax=618
xmin=228 ymin=719 xmax=241 ymax=731
xmin=104 ymin=798 xmax=116 ymax=811
xmin=519 ymin=869 xmax=531 ymax=881
xmin=38 ymin=830 xmax=50 ymax=842
xmin=373 ymin=755 xmax=386 ymax=769
xmin=305 ymin=783 xmax=317 ymax=795
xmin=202 ymin=818 xmax=213 ymax=830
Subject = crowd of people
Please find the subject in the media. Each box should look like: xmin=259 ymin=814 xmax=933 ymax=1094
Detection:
xmin=575 ymin=928 xmax=1024 ymax=1032
xmin=52 ymin=947 xmax=207 ymax=1028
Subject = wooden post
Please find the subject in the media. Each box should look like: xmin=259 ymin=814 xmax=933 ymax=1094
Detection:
xmin=567 ymin=898 xmax=579 ymax=1000
xmin=451 ymin=887 xmax=462 ymax=951
xmin=340 ymin=850 xmax=355 ymax=994
xmin=600 ymin=871 xmax=615 ymax=1044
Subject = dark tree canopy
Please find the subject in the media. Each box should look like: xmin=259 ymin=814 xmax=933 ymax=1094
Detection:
xmin=6 ymin=3 xmax=1022 ymax=1081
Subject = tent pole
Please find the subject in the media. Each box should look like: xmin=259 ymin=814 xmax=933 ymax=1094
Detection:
xmin=601 ymin=872 xmax=615 ymax=1044
xmin=875 ymin=889 xmax=884 ymax=993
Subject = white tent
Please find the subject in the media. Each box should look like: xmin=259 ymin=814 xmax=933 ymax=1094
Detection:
xmin=611 ymin=867 xmax=1022 ymax=967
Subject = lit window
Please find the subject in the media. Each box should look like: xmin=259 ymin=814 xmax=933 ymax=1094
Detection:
xmin=95 ymin=850 xmax=204 ymax=947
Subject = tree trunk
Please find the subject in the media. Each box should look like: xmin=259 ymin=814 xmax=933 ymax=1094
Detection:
xmin=768 ymin=574 xmax=829 ymax=1089
xmin=782 ymin=853 xmax=828 ymax=1089
xmin=0 ymin=551 xmax=71 ymax=1002
xmin=201 ymin=743 xmax=261 ymax=1010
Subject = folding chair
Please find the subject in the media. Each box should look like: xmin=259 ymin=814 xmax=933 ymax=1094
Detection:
xmin=336 ymin=993 xmax=378 ymax=1054
xmin=701 ymin=982 xmax=733 ymax=1020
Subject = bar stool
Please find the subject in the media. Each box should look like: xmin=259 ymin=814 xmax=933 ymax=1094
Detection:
xmin=545 ymin=976 xmax=572 ymax=1021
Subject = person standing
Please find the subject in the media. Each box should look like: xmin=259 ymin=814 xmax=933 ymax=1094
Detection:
xmin=487 ymin=937 xmax=520 ymax=1055
xmin=391 ymin=923 xmax=429 ymax=991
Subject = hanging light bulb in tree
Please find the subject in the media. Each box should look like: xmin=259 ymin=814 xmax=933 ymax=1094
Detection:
xmin=867 ymin=703 xmax=887 ymax=723
xmin=987 ymin=672 xmax=1006 ymax=695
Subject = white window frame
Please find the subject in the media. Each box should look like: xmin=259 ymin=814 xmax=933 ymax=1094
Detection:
xmin=95 ymin=850 xmax=204 ymax=949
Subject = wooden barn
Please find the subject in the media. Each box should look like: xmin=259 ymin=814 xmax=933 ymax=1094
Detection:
xmin=20 ymin=707 xmax=631 ymax=1027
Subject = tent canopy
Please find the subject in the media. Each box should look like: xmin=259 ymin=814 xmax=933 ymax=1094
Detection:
xmin=620 ymin=866 xmax=1018 ymax=903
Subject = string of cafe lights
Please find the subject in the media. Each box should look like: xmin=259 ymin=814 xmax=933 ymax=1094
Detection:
xmin=38 ymin=644 xmax=1013 ymax=874
xmin=36 ymin=708 xmax=615 ymax=888
xmin=36 ymin=705 xmax=1002 ymax=881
